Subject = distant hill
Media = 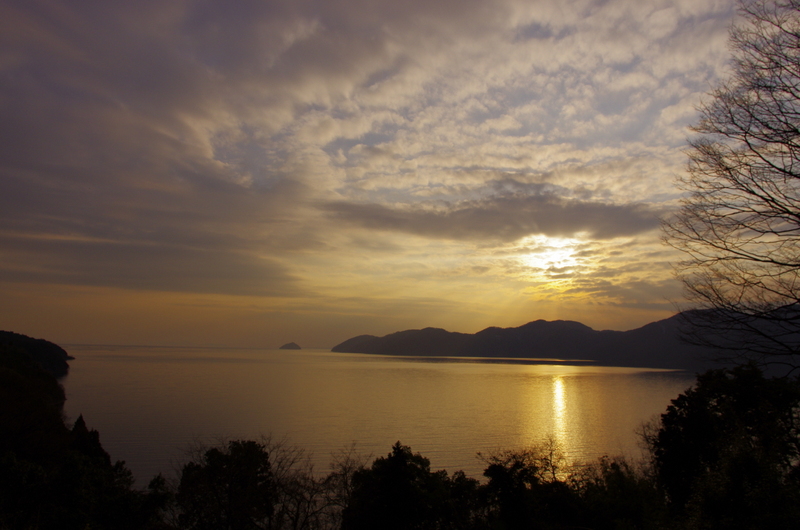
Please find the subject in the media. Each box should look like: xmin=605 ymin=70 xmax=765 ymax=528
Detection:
xmin=331 ymin=314 xmax=721 ymax=370
xmin=279 ymin=342 xmax=301 ymax=350
xmin=0 ymin=330 xmax=73 ymax=378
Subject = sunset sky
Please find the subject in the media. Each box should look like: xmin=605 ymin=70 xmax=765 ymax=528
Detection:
xmin=0 ymin=0 xmax=737 ymax=348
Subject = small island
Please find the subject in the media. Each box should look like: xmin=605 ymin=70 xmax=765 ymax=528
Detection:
xmin=279 ymin=342 xmax=301 ymax=350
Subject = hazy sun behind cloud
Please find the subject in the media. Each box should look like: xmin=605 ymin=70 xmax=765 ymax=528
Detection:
xmin=519 ymin=235 xmax=583 ymax=277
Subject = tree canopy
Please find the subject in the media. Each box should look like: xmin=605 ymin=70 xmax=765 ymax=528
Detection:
xmin=646 ymin=365 xmax=800 ymax=528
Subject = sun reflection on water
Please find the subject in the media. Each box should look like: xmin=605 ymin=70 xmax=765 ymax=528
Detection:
xmin=552 ymin=375 xmax=567 ymax=446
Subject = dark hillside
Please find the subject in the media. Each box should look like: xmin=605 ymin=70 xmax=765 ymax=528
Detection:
xmin=0 ymin=335 xmax=165 ymax=529
xmin=0 ymin=330 xmax=73 ymax=378
xmin=332 ymin=313 xmax=716 ymax=370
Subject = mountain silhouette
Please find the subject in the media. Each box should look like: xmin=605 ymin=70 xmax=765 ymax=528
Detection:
xmin=332 ymin=313 xmax=721 ymax=370
xmin=0 ymin=330 xmax=74 ymax=378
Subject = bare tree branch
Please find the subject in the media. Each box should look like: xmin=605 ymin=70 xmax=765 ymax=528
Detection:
xmin=664 ymin=0 xmax=800 ymax=369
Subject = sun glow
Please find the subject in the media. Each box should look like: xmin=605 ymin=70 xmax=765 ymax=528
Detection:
xmin=519 ymin=236 xmax=581 ymax=272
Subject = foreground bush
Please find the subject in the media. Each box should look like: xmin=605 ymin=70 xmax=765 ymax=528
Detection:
xmin=167 ymin=438 xmax=660 ymax=530
xmin=343 ymin=441 xmax=480 ymax=530
xmin=645 ymin=364 xmax=800 ymax=529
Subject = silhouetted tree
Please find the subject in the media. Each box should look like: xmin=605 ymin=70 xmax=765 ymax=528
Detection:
xmin=572 ymin=456 xmax=666 ymax=530
xmin=664 ymin=0 xmax=800 ymax=368
xmin=177 ymin=440 xmax=275 ymax=530
xmin=645 ymin=365 xmax=800 ymax=528
xmin=174 ymin=436 xmax=343 ymax=530
xmin=266 ymin=438 xmax=330 ymax=530
xmin=480 ymin=442 xmax=583 ymax=530
xmin=481 ymin=449 xmax=542 ymax=527
xmin=342 ymin=441 xmax=479 ymax=530
xmin=320 ymin=445 xmax=368 ymax=529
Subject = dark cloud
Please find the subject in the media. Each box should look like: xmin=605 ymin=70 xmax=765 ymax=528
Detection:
xmin=0 ymin=234 xmax=301 ymax=296
xmin=0 ymin=165 xmax=315 ymax=294
xmin=323 ymin=194 xmax=662 ymax=241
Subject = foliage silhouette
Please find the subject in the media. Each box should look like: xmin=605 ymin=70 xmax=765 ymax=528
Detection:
xmin=572 ymin=456 xmax=667 ymax=530
xmin=177 ymin=440 xmax=275 ymax=530
xmin=645 ymin=364 xmax=800 ymax=528
xmin=342 ymin=441 xmax=479 ymax=530
xmin=175 ymin=435 xmax=355 ymax=530
xmin=479 ymin=442 xmax=589 ymax=530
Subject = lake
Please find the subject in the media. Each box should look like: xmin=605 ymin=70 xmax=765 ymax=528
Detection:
xmin=61 ymin=346 xmax=696 ymax=484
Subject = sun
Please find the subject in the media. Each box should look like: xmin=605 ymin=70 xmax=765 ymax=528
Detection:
xmin=519 ymin=236 xmax=581 ymax=272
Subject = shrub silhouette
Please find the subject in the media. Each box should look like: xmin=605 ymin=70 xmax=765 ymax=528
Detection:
xmin=646 ymin=365 xmax=800 ymax=528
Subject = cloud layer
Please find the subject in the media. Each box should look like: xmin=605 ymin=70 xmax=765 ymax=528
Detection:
xmin=324 ymin=191 xmax=664 ymax=241
xmin=0 ymin=0 xmax=736 ymax=345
